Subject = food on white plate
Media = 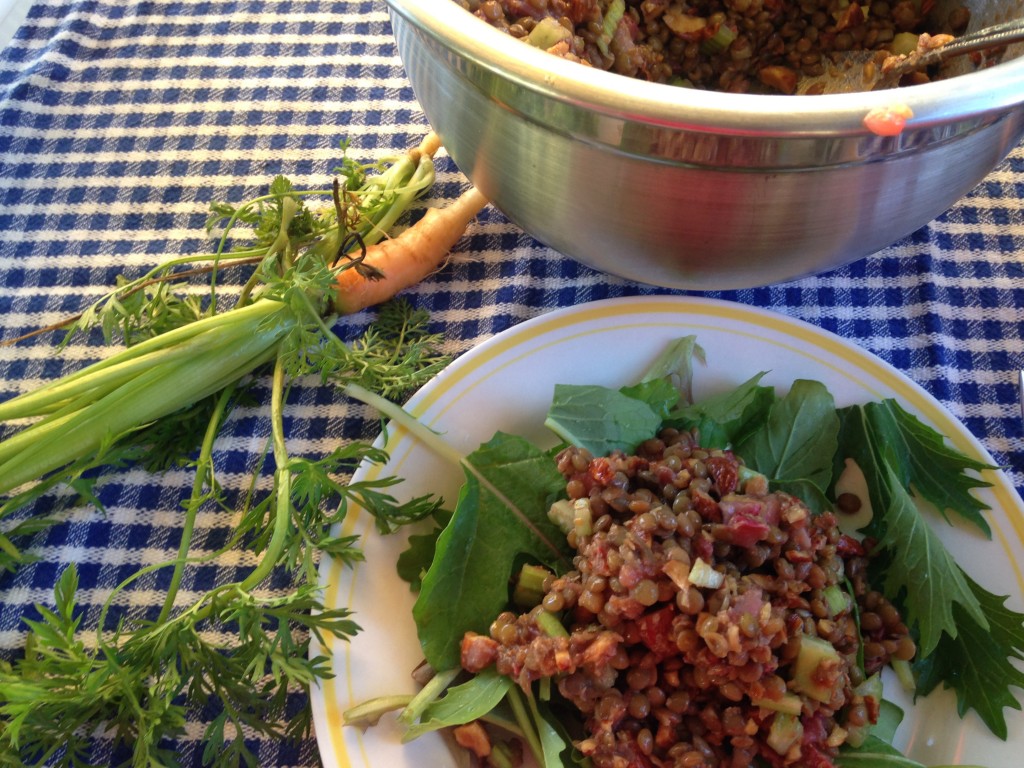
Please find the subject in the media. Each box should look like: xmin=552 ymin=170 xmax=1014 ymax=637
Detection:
xmin=345 ymin=336 xmax=1022 ymax=768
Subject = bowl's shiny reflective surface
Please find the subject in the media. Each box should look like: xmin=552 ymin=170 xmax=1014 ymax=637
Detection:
xmin=387 ymin=0 xmax=1024 ymax=289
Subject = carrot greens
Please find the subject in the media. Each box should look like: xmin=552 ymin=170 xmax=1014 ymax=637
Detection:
xmin=0 ymin=135 xmax=476 ymax=766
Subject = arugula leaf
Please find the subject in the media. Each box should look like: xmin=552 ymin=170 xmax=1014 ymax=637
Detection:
xmin=402 ymin=669 xmax=512 ymax=741
xmin=735 ymin=379 xmax=838 ymax=490
xmin=613 ymin=335 xmax=706 ymax=423
xmin=912 ymin=573 xmax=1024 ymax=739
xmin=506 ymin=685 xmax=575 ymax=768
xmin=544 ymin=384 xmax=662 ymax=456
xmin=413 ymin=433 xmax=571 ymax=671
xmin=667 ymin=373 xmax=773 ymax=449
xmin=525 ymin=691 xmax=573 ymax=768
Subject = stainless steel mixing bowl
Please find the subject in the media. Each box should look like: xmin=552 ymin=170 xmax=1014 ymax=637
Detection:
xmin=386 ymin=0 xmax=1024 ymax=290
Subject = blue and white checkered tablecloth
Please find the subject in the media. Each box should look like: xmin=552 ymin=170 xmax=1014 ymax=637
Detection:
xmin=0 ymin=1 xmax=1022 ymax=766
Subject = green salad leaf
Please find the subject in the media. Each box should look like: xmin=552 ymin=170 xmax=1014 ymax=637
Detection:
xmin=412 ymin=432 xmax=570 ymax=671
xmin=836 ymin=738 xmax=983 ymax=768
xmin=668 ymin=372 xmax=773 ymax=449
xmin=619 ymin=377 xmax=682 ymax=421
xmin=631 ymin=335 xmax=704 ymax=407
xmin=734 ymin=379 xmax=838 ymax=489
xmin=402 ymin=669 xmax=512 ymax=742
xmin=838 ymin=400 xmax=994 ymax=537
xmin=832 ymin=399 xmax=1024 ymax=734
xmin=396 ymin=509 xmax=451 ymax=593
xmin=874 ymin=466 xmax=987 ymax=656
xmin=523 ymin=691 xmax=573 ymax=768
xmin=836 ymin=697 xmax=983 ymax=768
xmin=543 ymin=383 xmax=663 ymax=456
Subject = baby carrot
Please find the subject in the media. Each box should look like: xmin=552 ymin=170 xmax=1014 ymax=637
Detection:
xmin=333 ymin=184 xmax=489 ymax=315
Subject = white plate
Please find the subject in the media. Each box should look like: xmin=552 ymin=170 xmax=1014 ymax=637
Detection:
xmin=312 ymin=295 xmax=1024 ymax=768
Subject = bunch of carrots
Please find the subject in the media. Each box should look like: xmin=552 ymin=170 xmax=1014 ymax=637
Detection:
xmin=0 ymin=132 xmax=488 ymax=766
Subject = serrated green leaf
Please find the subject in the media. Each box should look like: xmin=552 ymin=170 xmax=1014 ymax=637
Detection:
xmin=875 ymin=466 xmax=986 ymax=657
xmin=268 ymin=175 xmax=293 ymax=196
xmin=396 ymin=520 xmax=447 ymax=592
xmin=839 ymin=401 xmax=994 ymax=537
xmin=619 ymin=377 xmax=680 ymax=421
xmin=913 ymin=573 xmax=1024 ymax=739
xmin=636 ymin=335 xmax=704 ymax=404
xmin=888 ymin=400 xmax=995 ymax=534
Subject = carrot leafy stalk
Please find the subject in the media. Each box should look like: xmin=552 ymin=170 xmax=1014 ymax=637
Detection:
xmin=0 ymin=134 xmax=487 ymax=766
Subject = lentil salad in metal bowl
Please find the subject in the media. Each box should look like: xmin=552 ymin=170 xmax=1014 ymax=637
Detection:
xmin=452 ymin=0 xmax=974 ymax=93
xmin=315 ymin=298 xmax=1024 ymax=768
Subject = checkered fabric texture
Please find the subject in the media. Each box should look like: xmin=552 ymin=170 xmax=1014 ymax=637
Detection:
xmin=0 ymin=1 xmax=1022 ymax=765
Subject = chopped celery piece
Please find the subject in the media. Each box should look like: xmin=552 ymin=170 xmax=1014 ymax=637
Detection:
xmin=535 ymin=610 xmax=569 ymax=639
xmin=844 ymin=674 xmax=883 ymax=747
xmin=689 ymin=557 xmax=724 ymax=588
xmin=767 ymin=712 xmax=803 ymax=755
xmin=701 ymin=24 xmax=737 ymax=55
xmin=823 ymin=584 xmax=851 ymax=616
xmin=527 ymin=17 xmax=571 ymax=51
xmin=573 ymin=498 xmax=593 ymax=538
xmin=548 ymin=499 xmax=575 ymax=535
xmin=596 ymin=0 xmax=625 ymax=56
xmin=791 ymin=634 xmax=842 ymax=703
xmin=513 ymin=563 xmax=553 ymax=609
xmin=890 ymin=31 xmax=921 ymax=56
xmin=753 ymin=692 xmax=803 ymax=716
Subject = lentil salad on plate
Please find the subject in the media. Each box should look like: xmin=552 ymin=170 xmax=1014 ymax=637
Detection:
xmin=311 ymin=296 xmax=1024 ymax=768
xmin=461 ymin=431 xmax=918 ymax=767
